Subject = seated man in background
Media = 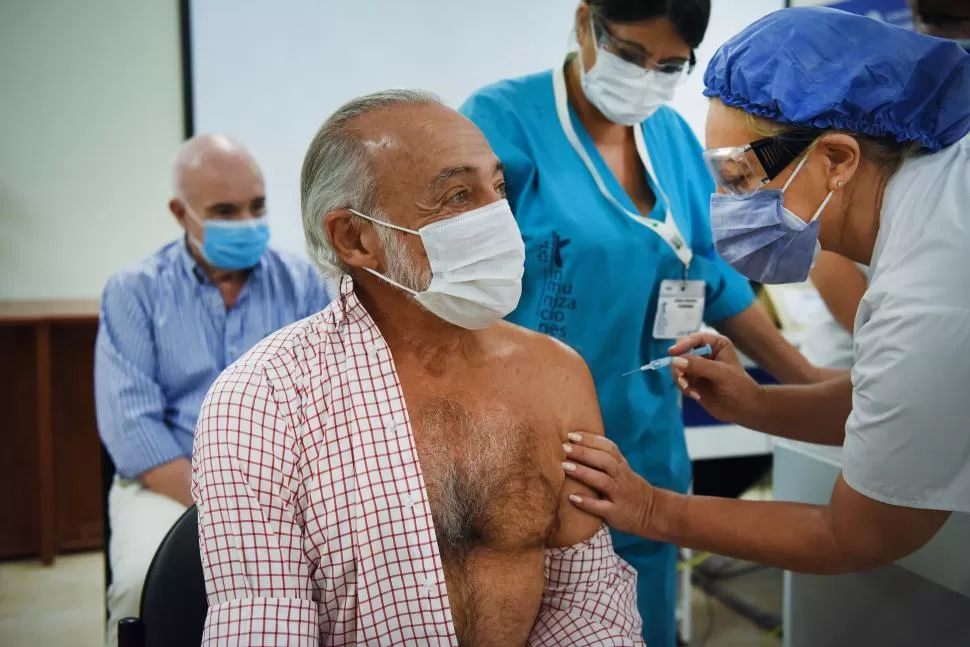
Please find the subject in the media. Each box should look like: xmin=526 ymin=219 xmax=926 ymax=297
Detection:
xmin=95 ymin=134 xmax=332 ymax=647
xmin=193 ymin=91 xmax=643 ymax=646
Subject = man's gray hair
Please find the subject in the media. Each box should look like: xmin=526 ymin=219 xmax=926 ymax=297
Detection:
xmin=300 ymin=89 xmax=441 ymax=278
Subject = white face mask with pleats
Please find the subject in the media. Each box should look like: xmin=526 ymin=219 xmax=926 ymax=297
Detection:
xmin=350 ymin=199 xmax=525 ymax=330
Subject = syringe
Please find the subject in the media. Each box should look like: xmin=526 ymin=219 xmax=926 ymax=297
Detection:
xmin=622 ymin=344 xmax=713 ymax=376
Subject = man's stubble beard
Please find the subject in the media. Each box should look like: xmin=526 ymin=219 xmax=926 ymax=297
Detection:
xmin=376 ymin=224 xmax=433 ymax=294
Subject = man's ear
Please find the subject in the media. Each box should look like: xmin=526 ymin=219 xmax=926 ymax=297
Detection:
xmin=575 ymin=2 xmax=593 ymax=48
xmin=325 ymin=209 xmax=383 ymax=271
xmin=169 ymin=198 xmax=187 ymax=225
xmin=817 ymin=134 xmax=862 ymax=190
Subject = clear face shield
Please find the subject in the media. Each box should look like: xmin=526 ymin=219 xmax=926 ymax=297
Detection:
xmin=702 ymin=129 xmax=820 ymax=195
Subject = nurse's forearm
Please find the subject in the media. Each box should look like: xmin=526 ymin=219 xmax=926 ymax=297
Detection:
xmin=649 ymin=490 xmax=845 ymax=574
xmin=742 ymin=374 xmax=852 ymax=445
xmin=646 ymin=475 xmax=950 ymax=575
xmin=716 ymin=305 xmax=820 ymax=384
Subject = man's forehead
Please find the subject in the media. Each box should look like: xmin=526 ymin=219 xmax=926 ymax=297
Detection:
xmin=179 ymin=153 xmax=263 ymax=206
xmin=354 ymin=103 xmax=497 ymax=182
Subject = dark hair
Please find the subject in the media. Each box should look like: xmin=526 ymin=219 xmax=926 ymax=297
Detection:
xmin=911 ymin=0 xmax=970 ymax=25
xmin=586 ymin=0 xmax=711 ymax=49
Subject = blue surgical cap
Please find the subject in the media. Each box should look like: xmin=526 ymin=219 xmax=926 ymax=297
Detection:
xmin=704 ymin=7 xmax=970 ymax=152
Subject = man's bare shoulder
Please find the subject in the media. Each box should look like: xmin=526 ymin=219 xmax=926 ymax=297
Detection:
xmin=490 ymin=326 xmax=607 ymax=545
xmin=492 ymin=321 xmax=587 ymax=371
xmin=490 ymin=322 xmax=599 ymax=422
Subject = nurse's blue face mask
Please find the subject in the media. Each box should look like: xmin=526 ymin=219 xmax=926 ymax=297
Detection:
xmin=706 ymin=140 xmax=835 ymax=285
xmin=186 ymin=207 xmax=270 ymax=270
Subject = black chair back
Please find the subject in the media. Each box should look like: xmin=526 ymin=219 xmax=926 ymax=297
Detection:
xmin=100 ymin=442 xmax=116 ymax=621
xmin=136 ymin=505 xmax=208 ymax=647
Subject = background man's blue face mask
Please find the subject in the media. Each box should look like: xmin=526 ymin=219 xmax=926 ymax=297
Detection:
xmin=187 ymin=208 xmax=270 ymax=270
xmin=709 ymin=156 xmax=834 ymax=285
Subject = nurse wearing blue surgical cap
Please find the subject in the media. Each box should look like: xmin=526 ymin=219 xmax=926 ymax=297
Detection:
xmin=564 ymin=4 xmax=970 ymax=590
xmin=460 ymin=2 xmax=828 ymax=645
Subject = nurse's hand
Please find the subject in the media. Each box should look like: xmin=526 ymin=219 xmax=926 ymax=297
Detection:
xmin=562 ymin=433 xmax=656 ymax=537
xmin=668 ymin=332 xmax=763 ymax=424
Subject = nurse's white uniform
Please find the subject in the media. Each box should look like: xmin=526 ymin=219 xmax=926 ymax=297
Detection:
xmin=843 ymin=134 xmax=970 ymax=513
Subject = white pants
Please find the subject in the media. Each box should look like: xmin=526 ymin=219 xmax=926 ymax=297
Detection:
xmin=105 ymin=477 xmax=188 ymax=647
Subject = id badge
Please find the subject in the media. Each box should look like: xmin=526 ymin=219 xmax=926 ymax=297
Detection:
xmin=652 ymin=280 xmax=705 ymax=339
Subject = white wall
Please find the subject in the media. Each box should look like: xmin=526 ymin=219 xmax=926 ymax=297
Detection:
xmin=189 ymin=0 xmax=575 ymax=259
xmin=0 ymin=0 xmax=184 ymax=300
xmin=190 ymin=0 xmax=782 ymax=259
xmin=669 ymin=0 xmax=785 ymax=143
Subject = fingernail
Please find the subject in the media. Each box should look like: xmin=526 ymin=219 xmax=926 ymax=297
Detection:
xmin=568 ymin=432 xmax=582 ymax=442
xmin=569 ymin=494 xmax=583 ymax=504
xmin=562 ymin=443 xmax=573 ymax=454
xmin=678 ymin=377 xmax=688 ymax=389
xmin=562 ymin=461 xmax=577 ymax=472
xmin=689 ymin=390 xmax=701 ymax=401
xmin=672 ymin=357 xmax=688 ymax=369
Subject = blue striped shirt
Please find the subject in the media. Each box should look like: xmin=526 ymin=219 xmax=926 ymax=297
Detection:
xmin=95 ymin=239 xmax=333 ymax=478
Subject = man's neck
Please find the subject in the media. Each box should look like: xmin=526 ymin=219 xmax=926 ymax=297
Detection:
xmin=353 ymin=276 xmax=481 ymax=373
xmin=823 ymin=163 xmax=891 ymax=266
xmin=564 ymin=55 xmax=631 ymax=147
xmin=185 ymin=238 xmax=251 ymax=310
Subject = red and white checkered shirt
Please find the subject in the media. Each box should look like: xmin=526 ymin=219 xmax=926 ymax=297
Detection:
xmin=192 ymin=276 xmax=644 ymax=646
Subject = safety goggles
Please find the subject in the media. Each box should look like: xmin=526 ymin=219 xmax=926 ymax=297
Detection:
xmin=592 ymin=17 xmax=694 ymax=82
xmin=702 ymin=129 xmax=819 ymax=195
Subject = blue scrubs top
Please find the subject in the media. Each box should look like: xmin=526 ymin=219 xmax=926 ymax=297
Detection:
xmin=461 ymin=68 xmax=754 ymax=647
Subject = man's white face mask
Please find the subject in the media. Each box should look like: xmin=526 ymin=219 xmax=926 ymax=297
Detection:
xmin=351 ymin=199 xmax=526 ymax=330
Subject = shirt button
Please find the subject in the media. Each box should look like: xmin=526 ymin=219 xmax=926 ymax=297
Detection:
xmin=365 ymin=343 xmax=378 ymax=359
xmin=401 ymin=494 xmax=414 ymax=508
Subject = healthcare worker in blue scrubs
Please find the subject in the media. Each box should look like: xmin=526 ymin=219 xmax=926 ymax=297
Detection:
xmin=460 ymin=2 xmax=826 ymax=645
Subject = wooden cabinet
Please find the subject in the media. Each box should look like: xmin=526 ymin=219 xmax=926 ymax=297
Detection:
xmin=0 ymin=301 xmax=102 ymax=563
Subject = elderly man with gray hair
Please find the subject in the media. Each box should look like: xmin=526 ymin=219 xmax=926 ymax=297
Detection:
xmin=95 ymin=134 xmax=331 ymax=647
xmin=192 ymin=91 xmax=644 ymax=646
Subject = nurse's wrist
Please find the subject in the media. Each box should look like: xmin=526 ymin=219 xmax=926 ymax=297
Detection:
xmin=739 ymin=383 xmax=771 ymax=431
xmin=640 ymin=486 xmax=683 ymax=543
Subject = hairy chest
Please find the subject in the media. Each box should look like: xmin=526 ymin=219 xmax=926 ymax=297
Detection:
xmin=408 ymin=397 xmax=563 ymax=561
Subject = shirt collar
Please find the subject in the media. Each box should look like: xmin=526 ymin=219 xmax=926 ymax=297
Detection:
xmin=328 ymin=274 xmax=375 ymax=330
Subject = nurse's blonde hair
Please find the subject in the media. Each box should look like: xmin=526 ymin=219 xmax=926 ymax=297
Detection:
xmin=714 ymin=98 xmax=920 ymax=173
